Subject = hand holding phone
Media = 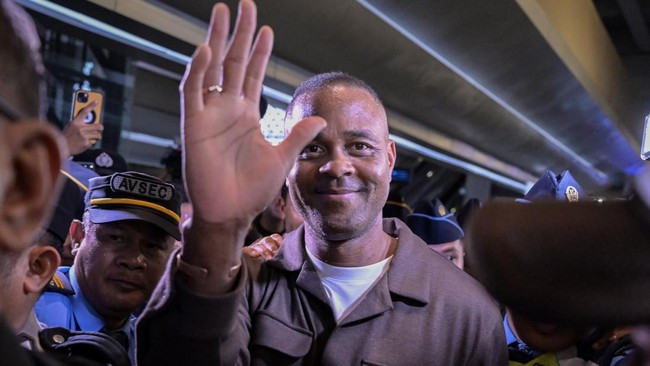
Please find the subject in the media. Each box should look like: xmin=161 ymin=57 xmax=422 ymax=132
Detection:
xmin=65 ymin=90 xmax=105 ymax=155
xmin=72 ymin=90 xmax=104 ymax=124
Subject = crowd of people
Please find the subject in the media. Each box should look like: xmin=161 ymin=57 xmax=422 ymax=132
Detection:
xmin=0 ymin=0 xmax=648 ymax=365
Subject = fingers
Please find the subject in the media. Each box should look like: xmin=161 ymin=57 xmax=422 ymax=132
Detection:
xmin=181 ymin=44 xmax=211 ymax=120
xmin=242 ymin=246 xmax=260 ymax=258
xmin=204 ymin=4 xmax=230 ymax=90
xmin=77 ymin=101 xmax=98 ymax=118
xmin=244 ymin=234 xmax=283 ymax=260
xmin=221 ymin=0 xmax=258 ymax=97
xmin=278 ymin=116 xmax=327 ymax=165
xmin=182 ymin=0 xmax=269 ymax=123
xmin=72 ymin=101 xmax=98 ymax=124
xmin=243 ymin=26 xmax=273 ymax=109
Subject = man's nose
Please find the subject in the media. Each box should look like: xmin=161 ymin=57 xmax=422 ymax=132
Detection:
xmin=117 ymin=247 xmax=147 ymax=270
xmin=319 ymin=151 xmax=354 ymax=178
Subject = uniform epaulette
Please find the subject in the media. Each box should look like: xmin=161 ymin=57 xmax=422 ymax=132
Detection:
xmin=45 ymin=271 xmax=75 ymax=296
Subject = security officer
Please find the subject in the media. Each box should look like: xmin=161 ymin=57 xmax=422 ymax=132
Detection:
xmin=406 ymin=198 xmax=466 ymax=269
xmin=73 ymin=148 xmax=129 ymax=176
xmin=498 ymin=170 xmax=634 ymax=365
xmin=35 ymin=171 xmax=181 ymax=364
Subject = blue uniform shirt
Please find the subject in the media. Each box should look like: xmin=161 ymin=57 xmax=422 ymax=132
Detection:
xmin=504 ymin=314 xmax=517 ymax=345
xmin=35 ymin=266 xmax=136 ymax=362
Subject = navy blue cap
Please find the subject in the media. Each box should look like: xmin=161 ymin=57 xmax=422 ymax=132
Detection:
xmin=73 ymin=148 xmax=128 ymax=176
xmin=85 ymin=171 xmax=181 ymax=240
xmin=46 ymin=174 xmax=85 ymax=247
xmin=406 ymin=199 xmax=464 ymax=245
xmin=518 ymin=170 xmax=586 ymax=203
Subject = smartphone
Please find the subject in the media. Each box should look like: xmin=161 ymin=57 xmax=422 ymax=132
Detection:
xmin=72 ymin=89 xmax=104 ymax=124
xmin=77 ymin=161 xmax=96 ymax=171
xmin=642 ymin=114 xmax=650 ymax=160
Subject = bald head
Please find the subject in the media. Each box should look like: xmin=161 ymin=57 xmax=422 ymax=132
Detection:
xmin=285 ymin=72 xmax=387 ymax=137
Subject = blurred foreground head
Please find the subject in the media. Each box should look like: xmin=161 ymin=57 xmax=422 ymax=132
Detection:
xmin=0 ymin=0 xmax=65 ymax=253
xmin=466 ymin=166 xmax=650 ymax=327
xmin=0 ymin=0 xmax=65 ymax=330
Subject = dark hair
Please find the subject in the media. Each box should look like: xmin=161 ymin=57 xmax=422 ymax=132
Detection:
xmin=161 ymin=147 xmax=182 ymax=181
xmin=0 ymin=0 xmax=45 ymax=119
xmin=287 ymin=72 xmax=382 ymax=118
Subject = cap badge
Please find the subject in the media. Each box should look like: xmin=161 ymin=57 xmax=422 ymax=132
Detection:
xmin=95 ymin=152 xmax=114 ymax=168
xmin=110 ymin=173 xmax=174 ymax=201
xmin=438 ymin=205 xmax=447 ymax=216
xmin=565 ymin=186 xmax=580 ymax=202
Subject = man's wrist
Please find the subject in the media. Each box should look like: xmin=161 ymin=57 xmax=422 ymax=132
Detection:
xmin=176 ymin=252 xmax=241 ymax=279
xmin=176 ymin=216 xmax=249 ymax=295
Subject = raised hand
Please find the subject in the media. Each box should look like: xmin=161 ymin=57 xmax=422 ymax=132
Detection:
xmin=181 ymin=1 xmax=325 ymax=227
xmin=178 ymin=1 xmax=324 ymax=294
xmin=63 ymin=100 xmax=103 ymax=155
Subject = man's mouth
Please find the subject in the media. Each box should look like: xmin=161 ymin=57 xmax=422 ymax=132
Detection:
xmin=108 ymin=277 xmax=144 ymax=291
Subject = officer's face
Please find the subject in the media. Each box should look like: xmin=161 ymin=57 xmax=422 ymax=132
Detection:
xmin=508 ymin=309 xmax=590 ymax=352
xmin=287 ymin=85 xmax=396 ymax=241
xmin=75 ymin=219 xmax=174 ymax=324
xmin=428 ymin=240 xmax=464 ymax=270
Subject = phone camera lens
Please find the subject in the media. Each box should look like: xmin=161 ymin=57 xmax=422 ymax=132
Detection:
xmin=77 ymin=92 xmax=89 ymax=103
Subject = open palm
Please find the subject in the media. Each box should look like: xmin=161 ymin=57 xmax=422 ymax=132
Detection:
xmin=181 ymin=1 xmax=324 ymax=226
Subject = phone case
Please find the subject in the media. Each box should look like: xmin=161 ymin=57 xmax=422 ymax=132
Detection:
xmin=72 ymin=90 xmax=104 ymax=124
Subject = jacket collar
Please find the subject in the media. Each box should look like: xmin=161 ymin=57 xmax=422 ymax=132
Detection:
xmin=267 ymin=218 xmax=431 ymax=307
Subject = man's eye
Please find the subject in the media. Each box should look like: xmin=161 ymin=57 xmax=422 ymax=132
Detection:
xmin=349 ymin=142 xmax=374 ymax=156
xmin=446 ymin=255 xmax=456 ymax=261
xmin=300 ymin=144 xmax=323 ymax=157
xmin=109 ymin=234 xmax=125 ymax=243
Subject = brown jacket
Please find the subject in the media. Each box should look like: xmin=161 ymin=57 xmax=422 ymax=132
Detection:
xmin=137 ymin=219 xmax=507 ymax=365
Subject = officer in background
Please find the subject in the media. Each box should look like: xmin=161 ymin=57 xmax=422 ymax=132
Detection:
xmin=406 ymin=198 xmax=465 ymax=269
xmin=468 ymin=164 xmax=650 ymax=365
xmin=501 ymin=170 xmax=593 ymax=365
xmin=515 ymin=169 xmax=584 ymax=203
xmin=35 ymin=171 xmax=181 ymax=364
xmin=493 ymin=169 xmax=634 ymax=365
xmin=73 ymin=148 xmax=129 ymax=176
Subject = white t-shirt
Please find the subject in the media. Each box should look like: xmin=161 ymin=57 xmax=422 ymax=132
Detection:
xmin=306 ymin=246 xmax=392 ymax=323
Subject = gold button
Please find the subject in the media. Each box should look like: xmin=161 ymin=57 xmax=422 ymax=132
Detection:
xmin=52 ymin=334 xmax=65 ymax=344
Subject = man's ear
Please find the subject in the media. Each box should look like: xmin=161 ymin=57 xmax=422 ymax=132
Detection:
xmin=0 ymin=121 xmax=66 ymax=251
xmin=24 ymin=245 xmax=62 ymax=294
xmin=69 ymin=219 xmax=84 ymax=256
xmin=387 ymin=139 xmax=396 ymax=172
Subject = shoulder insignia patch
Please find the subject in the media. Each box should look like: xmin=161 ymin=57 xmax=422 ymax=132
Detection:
xmin=45 ymin=271 xmax=75 ymax=296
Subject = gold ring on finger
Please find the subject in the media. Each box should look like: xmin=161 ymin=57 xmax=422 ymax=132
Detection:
xmin=203 ymin=85 xmax=223 ymax=95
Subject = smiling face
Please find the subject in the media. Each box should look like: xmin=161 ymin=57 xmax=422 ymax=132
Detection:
xmin=287 ymin=85 xmax=395 ymax=241
xmin=74 ymin=218 xmax=174 ymax=325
